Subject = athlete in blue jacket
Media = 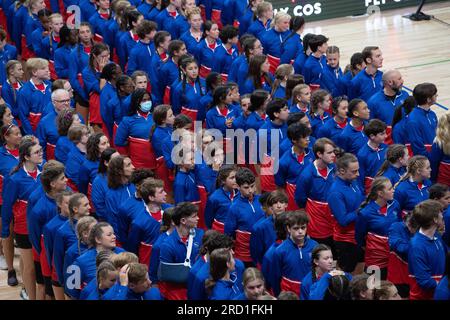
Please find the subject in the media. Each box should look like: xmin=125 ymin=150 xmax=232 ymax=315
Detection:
xmin=295 ymin=138 xmax=336 ymax=242
xmin=224 ymin=168 xmax=265 ymax=265
xmin=405 ymin=83 xmax=438 ymax=159
xmin=17 ymin=60 xmax=52 ymax=135
xmin=367 ymin=70 xmax=409 ymax=141
xmin=355 ymin=178 xmax=401 ymax=278
xmin=271 ymin=210 xmax=318 ymax=297
xmin=336 ymin=98 xmax=369 ymax=154
xmin=408 ymin=200 xmax=446 ymax=300
xmin=53 ymin=193 xmax=91 ymax=285
xmin=250 ymin=191 xmax=287 ymax=267
xmin=356 ymin=119 xmax=388 ymax=192
xmin=327 ymin=153 xmax=365 ymax=273
xmin=280 ymin=17 xmax=304 ymax=65
xmin=204 ymin=166 xmax=238 ymax=231
xmin=158 ymin=202 xmax=204 ymax=300
xmin=212 ymin=26 xmax=239 ymax=79
xmin=155 ymin=3 xmax=184 ymax=39
xmin=350 ymin=46 xmax=383 ymax=101
xmin=394 ymin=155 xmax=431 ymax=214
xmin=303 ymin=35 xmax=330 ymax=90
xmin=275 ymin=123 xmax=314 ymax=189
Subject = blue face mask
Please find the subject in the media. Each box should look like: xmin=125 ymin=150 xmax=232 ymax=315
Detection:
xmin=140 ymin=101 xmax=152 ymax=113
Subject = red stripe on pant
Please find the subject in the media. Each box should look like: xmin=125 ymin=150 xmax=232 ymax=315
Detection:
xmin=280 ymin=277 xmax=301 ymax=297
xmin=180 ymin=106 xmax=198 ymax=122
xmin=28 ymin=113 xmax=42 ymax=132
xmin=155 ymin=157 xmax=174 ymax=193
xmin=260 ymin=154 xmax=276 ymax=192
xmin=365 ymin=232 xmax=389 ymax=269
xmin=13 ymin=200 xmax=29 ymax=235
xmin=138 ymin=243 xmax=153 ymax=267
xmin=364 ymin=176 xmax=374 ymax=195
xmin=46 ymin=143 xmax=56 ymax=160
xmin=234 ymin=230 xmax=252 ymax=262
xmin=285 ymin=182 xmax=299 ymax=211
xmin=333 ymin=222 xmax=356 ymax=244
xmin=67 ymin=178 xmax=79 ymax=192
xmin=88 ymin=92 xmax=102 ymax=125
xmin=305 ymin=199 xmax=334 ymax=239
xmin=199 ymin=65 xmax=211 ymax=79
xmin=267 ymin=54 xmax=280 ymax=75
xmin=409 ymin=275 xmax=442 ymax=300
xmin=158 ymin=282 xmax=187 ymax=300
xmin=437 ymin=162 xmax=450 ymax=186
xmin=387 ymin=252 xmax=410 ymax=285
xmin=212 ymin=219 xmax=225 ymax=234
xmin=195 ymin=187 xmax=207 ymax=230
xmin=128 ymin=137 xmax=157 ymax=169
xmin=40 ymin=235 xmax=51 ymax=277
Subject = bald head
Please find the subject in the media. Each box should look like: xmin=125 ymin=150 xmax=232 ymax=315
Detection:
xmin=382 ymin=70 xmax=403 ymax=92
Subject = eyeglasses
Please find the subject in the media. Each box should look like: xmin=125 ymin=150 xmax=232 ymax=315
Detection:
xmin=31 ymin=148 xmax=43 ymax=155
xmin=55 ymin=99 xmax=71 ymax=103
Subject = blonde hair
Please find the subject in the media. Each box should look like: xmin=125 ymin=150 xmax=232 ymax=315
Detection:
xmin=291 ymin=84 xmax=309 ymax=105
xmin=256 ymin=2 xmax=272 ymax=18
xmin=395 ymin=155 xmax=429 ymax=188
xmin=110 ymin=252 xmax=138 ymax=269
xmin=186 ymin=6 xmax=201 ymax=20
xmin=271 ymin=12 xmax=291 ymax=28
xmin=434 ymin=113 xmax=450 ymax=155
xmin=49 ymin=13 xmax=63 ymax=23
xmin=26 ymin=58 xmax=49 ymax=73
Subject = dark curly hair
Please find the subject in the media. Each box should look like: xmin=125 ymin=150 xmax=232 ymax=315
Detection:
xmin=86 ymin=132 xmax=106 ymax=161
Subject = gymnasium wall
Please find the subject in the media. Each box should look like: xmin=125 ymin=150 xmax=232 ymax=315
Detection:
xmin=271 ymin=0 xmax=447 ymax=21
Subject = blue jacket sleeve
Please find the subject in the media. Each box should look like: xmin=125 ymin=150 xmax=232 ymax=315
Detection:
xmin=1 ymin=177 xmax=18 ymax=238
xmin=430 ymin=143 xmax=442 ymax=183
xmin=149 ymin=243 xmax=161 ymax=283
xmin=53 ymin=231 xmax=66 ymax=284
xmin=271 ymin=249 xmax=283 ymax=296
xmin=161 ymin=138 xmax=175 ymax=170
xmin=250 ymin=224 xmax=263 ymax=266
xmin=126 ymin=222 xmax=141 ymax=255
xmin=327 ymin=191 xmax=358 ymax=227
xmin=78 ymin=164 xmax=90 ymax=195
xmin=114 ymin=118 xmax=130 ymax=147
xmin=274 ymin=159 xmax=287 ymax=188
xmin=394 ymin=188 xmax=407 ymax=212
xmin=295 ymin=172 xmax=310 ymax=208
xmin=434 ymin=278 xmax=450 ymax=300
xmin=355 ymin=212 xmax=368 ymax=247
xmin=36 ymin=121 xmax=47 ymax=158
xmin=204 ymin=196 xmax=216 ymax=229
xmin=68 ymin=50 xmax=88 ymax=101
xmin=17 ymin=91 xmax=33 ymax=135
xmin=388 ymin=224 xmax=409 ymax=257
xmin=224 ymin=206 xmax=237 ymax=238
xmin=27 ymin=206 xmax=43 ymax=254
xmin=309 ymin=273 xmax=332 ymax=300
xmin=406 ymin=119 xmax=431 ymax=158
xmin=173 ymin=177 xmax=185 ymax=205
xmin=54 ymin=49 xmax=69 ymax=79
xmin=409 ymin=245 xmax=439 ymax=290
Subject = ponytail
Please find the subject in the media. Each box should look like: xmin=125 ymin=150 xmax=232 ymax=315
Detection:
xmin=359 ymin=177 xmax=390 ymax=211
xmin=375 ymin=144 xmax=407 ymax=178
xmin=394 ymin=155 xmax=428 ymax=189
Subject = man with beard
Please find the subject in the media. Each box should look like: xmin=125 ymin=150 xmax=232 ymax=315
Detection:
xmin=367 ymin=70 xmax=409 ymax=144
